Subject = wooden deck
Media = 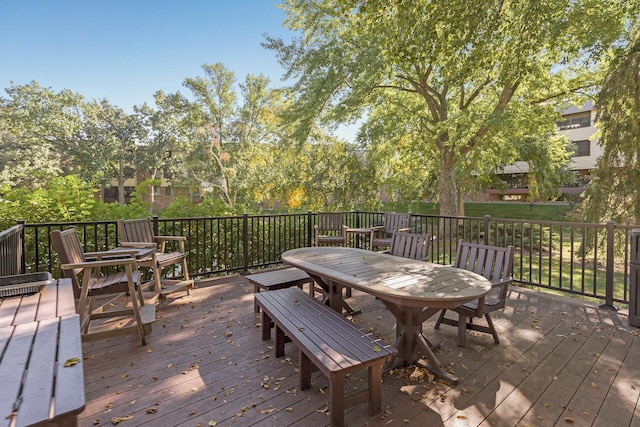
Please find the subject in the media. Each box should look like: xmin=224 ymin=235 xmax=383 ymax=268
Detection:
xmin=78 ymin=274 xmax=640 ymax=427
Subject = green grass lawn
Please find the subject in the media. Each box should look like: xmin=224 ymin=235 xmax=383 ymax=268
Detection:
xmin=384 ymin=201 xmax=575 ymax=222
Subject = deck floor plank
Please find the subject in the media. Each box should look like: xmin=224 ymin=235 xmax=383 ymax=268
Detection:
xmin=76 ymin=274 xmax=640 ymax=427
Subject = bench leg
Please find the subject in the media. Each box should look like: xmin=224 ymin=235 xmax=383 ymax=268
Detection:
xmin=275 ymin=326 xmax=286 ymax=357
xmin=261 ymin=310 xmax=271 ymax=340
xmin=253 ymin=285 xmax=260 ymax=313
xmin=299 ymin=350 xmax=312 ymax=390
xmin=368 ymin=364 xmax=382 ymax=415
xmin=330 ymin=372 xmax=346 ymax=427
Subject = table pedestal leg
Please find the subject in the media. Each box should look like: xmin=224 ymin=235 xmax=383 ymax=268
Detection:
xmin=381 ymin=302 xmax=459 ymax=384
xmin=306 ymin=273 xmax=360 ymax=315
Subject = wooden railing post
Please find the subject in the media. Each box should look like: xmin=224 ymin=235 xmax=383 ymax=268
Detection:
xmin=17 ymin=220 xmax=26 ymax=274
xmin=152 ymin=215 xmax=160 ymax=236
xmin=600 ymin=221 xmax=618 ymax=311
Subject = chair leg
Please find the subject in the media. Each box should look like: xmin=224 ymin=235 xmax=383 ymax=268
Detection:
xmin=485 ymin=313 xmax=500 ymax=344
xmin=434 ymin=309 xmax=447 ymax=329
xmin=181 ymin=257 xmax=192 ymax=295
xmin=152 ymin=265 xmax=163 ymax=296
xmin=82 ymin=296 xmax=95 ymax=334
xmin=126 ymin=265 xmax=147 ymax=346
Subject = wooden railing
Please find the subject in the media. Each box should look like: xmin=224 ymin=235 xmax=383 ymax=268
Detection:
xmin=8 ymin=212 xmax=637 ymax=310
xmin=0 ymin=223 xmax=25 ymax=276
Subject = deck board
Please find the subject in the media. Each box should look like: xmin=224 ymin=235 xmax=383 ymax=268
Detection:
xmin=77 ymin=274 xmax=640 ymax=427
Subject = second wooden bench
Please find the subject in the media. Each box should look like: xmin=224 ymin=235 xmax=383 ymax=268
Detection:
xmin=255 ymin=287 xmax=397 ymax=427
xmin=246 ymin=267 xmax=315 ymax=313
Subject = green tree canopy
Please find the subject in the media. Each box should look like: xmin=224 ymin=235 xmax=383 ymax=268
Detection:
xmin=580 ymin=24 xmax=640 ymax=225
xmin=266 ymin=0 xmax=632 ymax=216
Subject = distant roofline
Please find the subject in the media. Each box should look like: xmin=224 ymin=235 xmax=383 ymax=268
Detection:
xmin=562 ymin=99 xmax=595 ymax=115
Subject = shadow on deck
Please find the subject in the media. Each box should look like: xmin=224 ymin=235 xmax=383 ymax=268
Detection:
xmin=78 ymin=274 xmax=640 ymax=427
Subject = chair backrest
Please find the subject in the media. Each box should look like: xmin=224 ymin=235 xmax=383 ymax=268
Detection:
xmin=389 ymin=232 xmax=430 ymax=260
xmin=50 ymin=228 xmax=86 ymax=295
xmin=455 ymin=240 xmax=514 ymax=285
xmin=316 ymin=212 xmax=344 ymax=232
xmin=118 ymin=218 xmax=155 ymax=244
xmin=383 ymin=213 xmax=411 ymax=234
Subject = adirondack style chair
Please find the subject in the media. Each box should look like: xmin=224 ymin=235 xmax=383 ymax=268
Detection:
xmin=370 ymin=213 xmax=412 ymax=251
xmin=389 ymin=231 xmax=431 ymax=261
xmin=435 ymin=240 xmax=515 ymax=347
xmin=314 ymin=212 xmax=347 ymax=246
xmin=117 ymin=218 xmax=194 ymax=303
xmin=50 ymin=227 xmax=155 ymax=345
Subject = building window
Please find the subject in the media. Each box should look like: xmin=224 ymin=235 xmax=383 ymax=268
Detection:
xmin=573 ymin=140 xmax=590 ymax=157
xmin=153 ymin=186 xmax=161 ymax=196
xmin=557 ymin=112 xmax=591 ymax=130
xmin=166 ymin=186 xmax=173 ymax=196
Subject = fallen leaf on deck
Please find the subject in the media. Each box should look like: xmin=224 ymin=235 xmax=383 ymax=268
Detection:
xmin=146 ymin=408 xmax=157 ymax=414
xmin=564 ymin=417 xmax=574 ymax=422
xmin=64 ymin=357 xmax=81 ymax=367
xmin=111 ymin=415 xmax=133 ymax=424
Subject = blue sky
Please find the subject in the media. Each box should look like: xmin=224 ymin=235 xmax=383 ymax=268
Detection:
xmin=1 ymin=1 xmax=293 ymax=112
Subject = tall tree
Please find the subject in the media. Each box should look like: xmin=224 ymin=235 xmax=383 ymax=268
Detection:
xmin=265 ymin=0 xmax=631 ymax=216
xmin=580 ymin=24 xmax=640 ymax=225
xmin=0 ymin=81 xmax=84 ymax=189
xmin=179 ymin=64 xmax=286 ymax=209
xmin=134 ymin=93 xmax=192 ymax=210
xmin=82 ymin=100 xmax=144 ymax=205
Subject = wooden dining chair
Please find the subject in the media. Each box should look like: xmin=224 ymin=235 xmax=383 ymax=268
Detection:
xmin=389 ymin=231 xmax=431 ymax=261
xmin=370 ymin=213 xmax=411 ymax=251
xmin=435 ymin=240 xmax=514 ymax=347
xmin=314 ymin=212 xmax=347 ymax=246
xmin=117 ymin=218 xmax=194 ymax=303
xmin=50 ymin=227 xmax=155 ymax=345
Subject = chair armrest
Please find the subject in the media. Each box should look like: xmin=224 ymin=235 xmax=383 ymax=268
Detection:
xmin=369 ymin=225 xmax=384 ymax=232
xmin=121 ymin=242 xmax=157 ymax=249
xmin=61 ymin=257 xmax=137 ymax=270
xmin=156 ymin=235 xmax=186 ymax=242
xmin=84 ymin=249 xmax=139 ymax=261
xmin=397 ymin=227 xmax=411 ymax=232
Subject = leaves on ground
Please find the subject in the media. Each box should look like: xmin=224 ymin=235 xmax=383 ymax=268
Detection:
xmin=111 ymin=415 xmax=133 ymax=424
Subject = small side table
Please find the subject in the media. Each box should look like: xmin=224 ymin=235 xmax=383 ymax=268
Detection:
xmin=346 ymin=227 xmax=373 ymax=250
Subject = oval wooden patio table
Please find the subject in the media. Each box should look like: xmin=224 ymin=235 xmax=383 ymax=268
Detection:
xmin=281 ymin=246 xmax=492 ymax=384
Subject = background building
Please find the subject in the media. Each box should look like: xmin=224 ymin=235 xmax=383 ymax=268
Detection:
xmin=485 ymin=100 xmax=599 ymax=201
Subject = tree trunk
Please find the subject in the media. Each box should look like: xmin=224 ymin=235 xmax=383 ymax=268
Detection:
xmin=118 ymin=158 xmax=125 ymax=205
xmin=457 ymin=192 xmax=465 ymax=218
xmin=438 ymin=148 xmax=459 ymax=239
xmin=438 ymin=148 xmax=458 ymax=217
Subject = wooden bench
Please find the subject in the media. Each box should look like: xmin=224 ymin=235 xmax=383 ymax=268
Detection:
xmin=246 ymin=267 xmax=315 ymax=313
xmin=255 ymin=287 xmax=397 ymax=427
